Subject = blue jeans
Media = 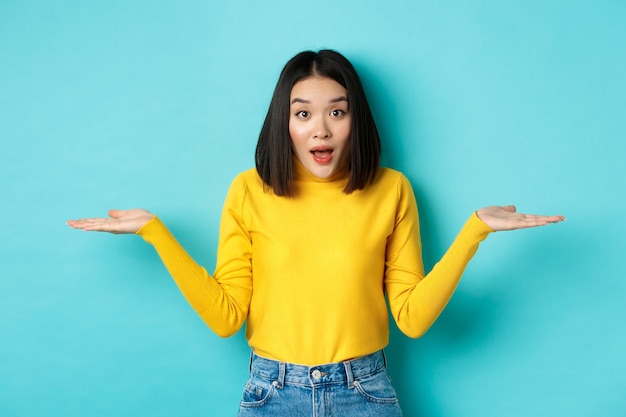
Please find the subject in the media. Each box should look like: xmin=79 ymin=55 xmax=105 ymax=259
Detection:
xmin=237 ymin=350 xmax=403 ymax=416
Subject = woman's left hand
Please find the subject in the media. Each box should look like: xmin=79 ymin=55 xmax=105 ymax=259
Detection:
xmin=476 ymin=205 xmax=565 ymax=231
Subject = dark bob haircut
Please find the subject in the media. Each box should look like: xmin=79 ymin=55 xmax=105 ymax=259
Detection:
xmin=255 ymin=50 xmax=381 ymax=196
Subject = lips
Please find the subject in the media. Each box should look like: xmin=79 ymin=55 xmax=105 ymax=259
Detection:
xmin=310 ymin=146 xmax=334 ymax=164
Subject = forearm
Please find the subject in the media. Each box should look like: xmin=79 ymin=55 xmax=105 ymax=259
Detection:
xmin=389 ymin=213 xmax=493 ymax=338
xmin=137 ymin=216 xmax=250 ymax=337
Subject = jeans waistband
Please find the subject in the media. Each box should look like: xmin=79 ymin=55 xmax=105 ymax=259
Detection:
xmin=249 ymin=350 xmax=387 ymax=388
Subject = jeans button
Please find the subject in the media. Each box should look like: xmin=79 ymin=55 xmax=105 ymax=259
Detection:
xmin=311 ymin=370 xmax=322 ymax=379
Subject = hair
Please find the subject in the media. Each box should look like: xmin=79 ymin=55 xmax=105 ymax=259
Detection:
xmin=255 ymin=49 xmax=381 ymax=196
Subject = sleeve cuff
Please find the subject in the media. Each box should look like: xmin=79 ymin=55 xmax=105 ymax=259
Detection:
xmin=468 ymin=211 xmax=495 ymax=240
xmin=135 ymin=214 xmax=161 ymax=242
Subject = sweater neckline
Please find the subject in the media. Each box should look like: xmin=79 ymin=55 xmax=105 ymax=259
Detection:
xmin=293 ymin=158 xmax=349 ymax=185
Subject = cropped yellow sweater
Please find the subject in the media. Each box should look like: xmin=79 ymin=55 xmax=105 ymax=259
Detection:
xmin=138 ymin=162 xmax=493 ymax=365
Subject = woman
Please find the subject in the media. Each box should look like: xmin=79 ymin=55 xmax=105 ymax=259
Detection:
xmin=68 ymin=49 xmax=564 ymax=416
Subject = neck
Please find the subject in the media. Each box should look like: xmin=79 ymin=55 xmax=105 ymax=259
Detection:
xmin=293 ymin=158 xmax=349 ymax=184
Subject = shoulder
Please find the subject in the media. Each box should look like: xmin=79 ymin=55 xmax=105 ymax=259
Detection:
xmin=225 ymin=168 xmax=273 ymax=207
xmin=376 ymin=167 xmax=405 ymax=180
xmin=229 ymin=168 xmax=265 ymax=190
xmin=373 ymin=167 xmax=413 ymax=192
xmin=367 ymin=168 xmax=417 ymax=213
xmin=232 ymin=167 xmax=260 ymax=182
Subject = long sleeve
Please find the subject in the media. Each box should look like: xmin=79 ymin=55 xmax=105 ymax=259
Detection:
xmin=385 ymin=178 xmax=493 ymax=338
xmin=135 ymin=167 xmax=492 ymax=365
xmin=136 ymin=176 xmax=253 ymax=337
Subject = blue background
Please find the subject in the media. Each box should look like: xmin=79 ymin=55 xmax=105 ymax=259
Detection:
xmin=1 ymin=1 xmax=625 ymax=416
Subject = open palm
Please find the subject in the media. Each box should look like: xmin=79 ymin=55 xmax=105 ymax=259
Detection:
xmin=476 ymin=205 xmax=565 ymax=231
xmin=67 ymin=209 xmax=153 ymax=234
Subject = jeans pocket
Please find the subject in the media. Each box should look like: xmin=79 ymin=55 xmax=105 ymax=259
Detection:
xmin=239 ymin=375 xmax=277 ymax=409
xmin=353 ymin=371 xmax=399 ymax=405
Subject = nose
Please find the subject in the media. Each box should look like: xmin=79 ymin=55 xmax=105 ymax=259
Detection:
xmin=313 ymin=116 xmax=331 ymax=139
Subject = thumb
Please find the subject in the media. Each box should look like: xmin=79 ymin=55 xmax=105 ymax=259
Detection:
xmin=502 ymin=205 xmax=517 ymax=213
xmin=108 ymin=209 xmax=126 ymax=219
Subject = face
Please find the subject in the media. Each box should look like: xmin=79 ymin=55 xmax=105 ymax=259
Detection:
xmin=289 ymin=76 xmax=351 ymax=179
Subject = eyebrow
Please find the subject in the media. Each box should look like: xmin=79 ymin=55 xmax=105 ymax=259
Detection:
xmin=290 ymin=96 xmax=349 ymax=105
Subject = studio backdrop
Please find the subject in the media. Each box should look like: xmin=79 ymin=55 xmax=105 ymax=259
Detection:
xmin=1 ymin=1 xmax=624 ymax=416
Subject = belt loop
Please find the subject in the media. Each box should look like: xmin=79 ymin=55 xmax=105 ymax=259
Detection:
xmin=343 ymin=359 xmax=355 ymax=389
xmin=249 ymin=350 xmax=254 ymax=373
xmin=382 ymin=349 xmax=387 ymax=368
xmin=276 ymin=361 xmax=286 ymax=389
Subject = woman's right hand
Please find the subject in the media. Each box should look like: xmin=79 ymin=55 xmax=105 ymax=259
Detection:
xmin=67 ymin=209 xmax=153 ymax=234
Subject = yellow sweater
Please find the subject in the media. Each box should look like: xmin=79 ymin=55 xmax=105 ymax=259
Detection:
xmin=138 ymin=162 xmax=493 ymax=365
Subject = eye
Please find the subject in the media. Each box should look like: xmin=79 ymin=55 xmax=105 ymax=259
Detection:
xmin=296 ymin=110 xmax=310 ymax=118
xmin=330 ymin=109 xmax=346 ymax=118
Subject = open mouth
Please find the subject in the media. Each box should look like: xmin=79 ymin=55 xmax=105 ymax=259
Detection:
xmin=311 ymin=147 xmax=334 ymax=164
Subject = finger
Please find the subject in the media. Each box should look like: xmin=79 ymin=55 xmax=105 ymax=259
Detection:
xmin=502 ymin=205 xmax=517 ymax=213
xmin=514 ymin=214 xmax=565 ymax=228
xmin=522 ymin=214 xmax=565 ymax=223
xmin=67 ymin=218 xmax=105 ymax=227
xmin=67 ymin=218 xmax=117 ymax=231
xmin=538 ymin=215 xmax=566 ymax=223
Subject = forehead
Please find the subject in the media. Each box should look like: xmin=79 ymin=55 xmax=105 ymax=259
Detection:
xmin=290 ymin=76 xmax=347 ymax=100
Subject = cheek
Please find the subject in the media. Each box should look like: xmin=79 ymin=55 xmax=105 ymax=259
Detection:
xmin=288 ymin=121 xmax=295 ymax=141
xmin=289 ymin=123 xmax=307 ymax=146
xmin=338 ymin=122 xmax=352 ymax=147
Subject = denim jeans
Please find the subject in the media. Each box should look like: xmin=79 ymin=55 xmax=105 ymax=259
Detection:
xmin=237 ymin=350 xmax=403 ymax=416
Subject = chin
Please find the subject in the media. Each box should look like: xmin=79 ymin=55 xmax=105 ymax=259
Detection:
xmin=312 ymin=170 xmax=334 ymax=179
xmin=306 ymin=165 xmax=335 ymax=179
